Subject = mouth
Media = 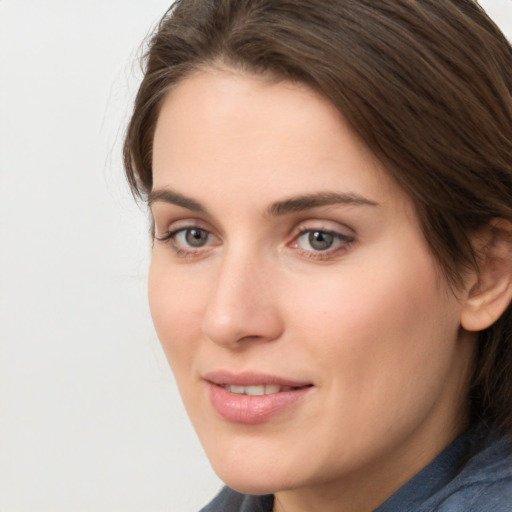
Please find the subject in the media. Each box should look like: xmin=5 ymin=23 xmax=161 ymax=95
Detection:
xmin=204 ymin=371 xmax=314 ymax=424
xmin=220 ymin=384 xmax=298 ymax=395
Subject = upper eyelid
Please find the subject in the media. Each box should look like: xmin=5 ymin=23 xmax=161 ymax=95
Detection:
xmin=150 ymin=202 xmax=218 ymax=233
xmin=154 ymin=217 xmax=214 ymax=234
xmin=291 ymin=219 xmax=355 ymax=237
xmin=295 ymin=228 xmax=354 ymax=241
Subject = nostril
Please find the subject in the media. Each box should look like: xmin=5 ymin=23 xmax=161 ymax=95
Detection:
xmin=238 ymin=335 xmax=263 ymax=343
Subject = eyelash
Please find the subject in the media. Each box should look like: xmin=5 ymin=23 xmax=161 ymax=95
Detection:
xmin=155 ymin=224 xmax=355 ymax=260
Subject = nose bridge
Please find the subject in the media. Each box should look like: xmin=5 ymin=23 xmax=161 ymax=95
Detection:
xmin=201 ymin=242 xmax=282 ymax=347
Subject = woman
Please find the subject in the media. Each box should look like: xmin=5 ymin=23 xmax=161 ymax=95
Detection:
xmin=124 ymin=1 xmax=512 ymax=510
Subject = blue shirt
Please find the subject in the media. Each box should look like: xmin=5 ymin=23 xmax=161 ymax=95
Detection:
xmin=200 ymin=429 xmax=512 ymax=511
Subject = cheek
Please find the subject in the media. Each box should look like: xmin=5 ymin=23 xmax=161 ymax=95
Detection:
xmin=285 ymin=246 xmax=461 ymax=393
xmin=279 ymin=248 xmax=465 ymax=463
xmin=148 ymin=259 xmax=206 ymax=373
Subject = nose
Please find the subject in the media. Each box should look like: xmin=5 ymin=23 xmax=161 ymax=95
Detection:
xmin=201 ymin=251 xmax=284 ymax=348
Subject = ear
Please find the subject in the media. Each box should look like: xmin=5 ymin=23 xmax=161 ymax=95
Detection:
xmin=461 ymin=219 xmax=512 ymax=332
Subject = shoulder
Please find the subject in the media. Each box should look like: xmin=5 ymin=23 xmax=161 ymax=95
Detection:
xmin=199 ymin=487 xmax=274 ymax=512
xmin=422 ymin=436 xmax=512 ymax=512
xmin=428 ymin=478 xmax=512 ymax=512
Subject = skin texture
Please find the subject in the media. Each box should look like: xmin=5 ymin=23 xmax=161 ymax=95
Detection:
xmin=149 ymin=69 xmax=478 ymax=512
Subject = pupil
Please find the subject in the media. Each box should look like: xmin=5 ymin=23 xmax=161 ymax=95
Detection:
xmin=309 ymin=231 xmax=333 ymax=251
xmin=186 ymin=229 xmax=208 ymax=247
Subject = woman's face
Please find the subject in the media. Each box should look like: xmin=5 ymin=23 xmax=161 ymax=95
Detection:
xmin=149 ymin=69 xmax=475 ymax=508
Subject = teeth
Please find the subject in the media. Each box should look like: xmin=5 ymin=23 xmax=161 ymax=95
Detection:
xmin=246 ymin=385 xmax=265 ymax=396
xmin=225 ymin=384 xmax=292 ymax=395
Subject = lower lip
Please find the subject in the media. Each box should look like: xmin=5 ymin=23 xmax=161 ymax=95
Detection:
xmin=207 ymin=382 xmax=312 ymax=424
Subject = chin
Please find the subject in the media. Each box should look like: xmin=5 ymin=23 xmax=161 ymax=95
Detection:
xmin=214 ymin=467 xmax=293 ymax=496
xmin=203 ymin=438 xmax=301 ymax=495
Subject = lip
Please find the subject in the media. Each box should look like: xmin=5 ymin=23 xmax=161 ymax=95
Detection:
xmin=204 ymin=370 xmax=314 ymax=424
xmin=204 ymin=370 xmax=313 ymax=388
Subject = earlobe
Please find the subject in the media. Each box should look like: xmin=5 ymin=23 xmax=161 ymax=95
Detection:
xmin=461 ymin=219 xmax=512 ymax=332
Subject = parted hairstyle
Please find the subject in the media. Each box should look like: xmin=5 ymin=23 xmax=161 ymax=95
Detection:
xmin=124 ymin=0 xmax=512 ymax=436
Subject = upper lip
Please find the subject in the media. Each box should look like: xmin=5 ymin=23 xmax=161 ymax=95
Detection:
xmin=203 ymin=370 xmax=313 ymax=388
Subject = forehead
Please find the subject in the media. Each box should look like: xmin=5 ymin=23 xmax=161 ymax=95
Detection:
xmin=151 ymin=68 xmax=406 ymax=212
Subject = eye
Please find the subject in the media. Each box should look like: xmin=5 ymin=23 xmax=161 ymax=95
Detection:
xmin=293 ymin=228 xmax=354 ymax=255
xmin=155 ymin=225 xmax=218 ymax=256
xmin=176 ymin=228 xmax=210 ymax=248
xmin=300 ymin=230 xmax=336 ymax=251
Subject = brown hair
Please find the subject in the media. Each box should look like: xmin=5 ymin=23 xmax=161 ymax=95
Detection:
xmin=124 ymin=0 xmax=512 ymax=436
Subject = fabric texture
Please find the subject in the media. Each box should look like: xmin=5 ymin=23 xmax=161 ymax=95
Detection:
xmin=199 ymin=429 xmax=512 ymax=511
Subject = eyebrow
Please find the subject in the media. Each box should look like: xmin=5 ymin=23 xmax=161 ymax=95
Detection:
xmin=268 ymin=192 xmax=379 ymax=216
xmin=148 ymin=188 xmax=378 ymax=215
xmin=148 ymin=188 xmax=207 ymax=213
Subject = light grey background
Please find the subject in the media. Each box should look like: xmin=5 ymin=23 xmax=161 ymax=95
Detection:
xmin=0 ymin=1 xmax=510 ymax=511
